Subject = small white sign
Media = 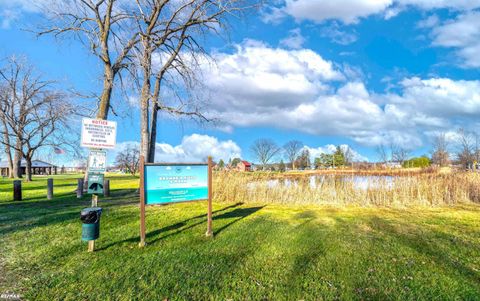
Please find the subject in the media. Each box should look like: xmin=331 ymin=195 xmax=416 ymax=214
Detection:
xmin=88 ymin=150 xmax=107 ymax=173
xmin=81 ymin=118 xmax=117 ymax=149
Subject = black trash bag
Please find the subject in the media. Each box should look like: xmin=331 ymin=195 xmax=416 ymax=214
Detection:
xmin=80 ymin=207 xmax=102 ymax=224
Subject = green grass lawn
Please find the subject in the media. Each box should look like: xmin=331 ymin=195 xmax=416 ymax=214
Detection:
xmin=1 ymin=175 xmax=480 ymax=300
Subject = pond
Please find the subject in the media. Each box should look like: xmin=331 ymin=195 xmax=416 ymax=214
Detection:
xmin=247 ymin=175 xmax=395 ymax=190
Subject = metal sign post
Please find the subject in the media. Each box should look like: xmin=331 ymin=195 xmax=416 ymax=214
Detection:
xmin=139 ymin=156 xmax=213 ymax=247
xmin=80 ymin=118 xmax=117 ymax=253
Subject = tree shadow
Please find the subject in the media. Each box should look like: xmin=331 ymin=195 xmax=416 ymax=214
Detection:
xmin=213 ymin=206 xmax=265 ymax=236
xmin=367 ymin=216 xmax=480 ymax=285
xmin=96 ymin=202 xmax=245 ymax=250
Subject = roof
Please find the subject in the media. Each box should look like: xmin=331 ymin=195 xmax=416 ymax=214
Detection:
xmin=0 ymin=160 xmax=57 ymax=168
xmin=241 ymin=161 xmax=251 ymax=167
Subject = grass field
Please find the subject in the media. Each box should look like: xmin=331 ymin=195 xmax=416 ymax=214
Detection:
xmin=1 ymin=174 xmax=480 ymax=300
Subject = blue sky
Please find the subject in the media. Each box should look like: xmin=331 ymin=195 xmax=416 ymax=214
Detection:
xmin=1 ymin=0 xmax=480 ymax=164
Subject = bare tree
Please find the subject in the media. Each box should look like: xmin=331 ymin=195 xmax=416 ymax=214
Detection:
xmin=388 ymin=142 xmax=410 ymax=165
xmin=128 ymin=0 xmax=259 ymax=161
xmin=457 ymin=128 xmax=474 ymax=167
xmin=37 ymin=0 xmax=140 ymax=120
xmin=283 ymin=140 xmax=303 ymax=169
xmin=115 ymin=144 xmax=140 ymax=175
xmin=251 ymin=139 xmax=280 ymax=170
xmin=375 ymin=144 xmax=388 ymax=164
xmin=431 ymin=132 xmax=450 ymax=167
xmin=0 ymin=57 xmax=74 ymax=181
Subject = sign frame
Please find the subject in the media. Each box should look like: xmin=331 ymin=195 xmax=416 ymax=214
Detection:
xmin=81 ymin=118 xmax=117 ymax=149
xmin=139 ymin=157 xmax=213 ymax=247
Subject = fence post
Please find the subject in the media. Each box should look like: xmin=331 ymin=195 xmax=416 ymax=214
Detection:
xmin=13 ymin=180 xmax=22 ymax=201
xmin=77 ymin=179 xmax=84 ymax=198
xmin=47 ymin=178 xmax=53 ymax=200
xmin=103 ymin=179 xmax=110 ymax=197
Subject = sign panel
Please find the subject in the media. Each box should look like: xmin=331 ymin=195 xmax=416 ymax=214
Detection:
xmin=87 ymin=173 xmax=104 ymax=194
xmin=145 ymin=164 xmax=208 ymax=205
xmin=81 ymin=118 xmax=117 ymax=149
xmin=88 ymin=150 xmax=107 ymax=173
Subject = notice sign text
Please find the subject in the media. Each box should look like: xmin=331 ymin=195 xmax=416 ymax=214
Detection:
xmin=81 ymin=118 xmax=117 ymax=149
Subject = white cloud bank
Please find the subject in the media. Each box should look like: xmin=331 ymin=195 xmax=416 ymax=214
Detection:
xmin=265 ymin=0 xmax=480 ymax=24
xmin=113 ymin=134 xmax=241 ymax=163
xmin=202 ymin=41 xmax=480 ymax=149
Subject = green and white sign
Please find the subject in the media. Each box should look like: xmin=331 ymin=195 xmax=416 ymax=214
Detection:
xmin=88 ymin=150 xmax=107 ymax=173
xmin=87 ymin=173 xmax=104 ymax=194
xmin=144 ymin=164 xmax=208 ymax=205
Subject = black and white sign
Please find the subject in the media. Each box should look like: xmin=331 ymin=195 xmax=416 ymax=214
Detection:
xmin=81 ymin=118 xmax=117 ymax=149
xmin=88 ymin=150 xmax=107 ymax=173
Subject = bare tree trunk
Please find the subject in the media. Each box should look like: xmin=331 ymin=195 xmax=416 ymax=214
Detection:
xmin=2 ymin=135 xmax=13 ymax=178
xmin=140 ymin=41 xmax=152 ymax=161
xmin=96 ymin=65 xmax=114 ymax=120
xmin=25 ymin=155 xmax=32 ymax=182
xmin=148 ymin=77 xmax=161 ymax=163
xmin=148 ymin=103 xmax=158 ymax=163
xmin=12 ymin=138 xmax=22 ymax=178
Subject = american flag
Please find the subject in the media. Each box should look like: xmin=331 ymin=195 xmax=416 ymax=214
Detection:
xmin=54 ymin=147 xmax=65 ymax=154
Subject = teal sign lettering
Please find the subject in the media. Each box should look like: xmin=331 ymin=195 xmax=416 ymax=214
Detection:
xmin=145 ymin=165 xmax=208 ymax=205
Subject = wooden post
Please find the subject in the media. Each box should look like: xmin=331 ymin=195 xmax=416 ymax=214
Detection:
xmin=77 ymin=179 xmax=84 ymax=198
xmin=206 ymin=156 xmax=213 ymax=237
xmin=13 ymin=180 xmax=22 ymax=201
xmin=47 ymin=178 xmax=53 ymax=200
xmin=87 ymin=194 xmax=98 ymax=252
xmin=103 ymin=179 xmax=110 ymax=197
xmin=139 ymin=156 xmax=146 ymax=247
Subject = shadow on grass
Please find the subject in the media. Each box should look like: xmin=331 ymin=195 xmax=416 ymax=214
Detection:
xmin=0 ymin=189 xmax=142 ymax=236
xmin=213 ymin=206 xmax=265 ymax=236
xmin=96 ymin=202 xmax=248 ymax=250
xmin=368 ymin=216 xmax=480 ymax=285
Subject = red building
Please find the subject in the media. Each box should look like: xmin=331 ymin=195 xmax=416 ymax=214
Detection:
xmin=237 ymin=161 xmax=252 ymax=172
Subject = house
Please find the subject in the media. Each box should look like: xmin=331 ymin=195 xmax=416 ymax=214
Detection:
xmin=0 ymin=160 xmax=58 ymax=177
xmin=237 ymin=160 xmax=252 ymax=172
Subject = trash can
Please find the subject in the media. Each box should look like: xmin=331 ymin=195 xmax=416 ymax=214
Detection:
xmin=80 ymin=207 xmax=102 ymax=241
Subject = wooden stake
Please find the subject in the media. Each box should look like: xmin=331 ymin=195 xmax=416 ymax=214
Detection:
xmin=87 ymin=194 xmax=98 ymax=252
xmin=13 ymin=180 xmax=22 ymax=201
xmin=206 ymin=156 xmax=213 ymax=237
xmin=139 ymin=155 xmax=146 ymax=247
xmin=47 ymin=178 xmax=53 ymax=200
xmin=77 ymin=179 xmax=84 ymax=198
xmin=92 ymin=194 xmax=98 ymax=207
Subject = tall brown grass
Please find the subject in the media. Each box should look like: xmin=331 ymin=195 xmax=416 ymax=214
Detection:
xmin=212 ymin=171 xmax=480 ymax=206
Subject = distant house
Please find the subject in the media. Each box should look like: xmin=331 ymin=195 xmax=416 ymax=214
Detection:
xmin=237 ymin=161 xmax=252 ymax=172
xmin=0 ymin=160 xmax=58 ymax=177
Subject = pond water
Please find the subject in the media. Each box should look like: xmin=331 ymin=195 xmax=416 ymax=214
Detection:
xmin=247 ymin=175 xmax=395 ymax=190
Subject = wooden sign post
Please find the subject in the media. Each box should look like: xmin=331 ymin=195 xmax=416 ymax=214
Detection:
xmin=206 ymin=157 xmax=213 ymax=237
xmin=139 ymin=156 xmax=213 ymax=247
xmin=139 ymin=156 xmax=146 ymax=247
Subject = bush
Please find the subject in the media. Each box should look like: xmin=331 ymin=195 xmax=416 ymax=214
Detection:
xmin=403 ymin=156 xmax=431 ymax=168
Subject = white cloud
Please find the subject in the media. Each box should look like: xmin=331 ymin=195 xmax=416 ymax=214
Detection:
xmin=320 ymin=23 xmax=358 ymax=45
xmin=115 ymin=134 xmax=241 ymax=163
xmin=201 ymin=42 xmax=480 ymax=149
xmin=417 ymin=14 xmax=439 ymax=28
xmin=280 ymin=28 xmax=306 ymax=49
xmin=265 ymin=0 xmax=480 ymax=24
xmin=431 ymin=11 xmax=480 ymax=67
xmin=282 ymin=0 xmax=393 ymax=24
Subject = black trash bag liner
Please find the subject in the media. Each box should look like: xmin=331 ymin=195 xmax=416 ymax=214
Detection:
xmin=80 ymin=207 xmax=102 ymax=224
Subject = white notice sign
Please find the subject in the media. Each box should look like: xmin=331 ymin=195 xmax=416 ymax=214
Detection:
xmin=81 ymin=118 xmax=117 ymax=149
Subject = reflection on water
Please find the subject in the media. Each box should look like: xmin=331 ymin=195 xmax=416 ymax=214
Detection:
xmin=248 ymin=175 xmax=395 ymax=190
